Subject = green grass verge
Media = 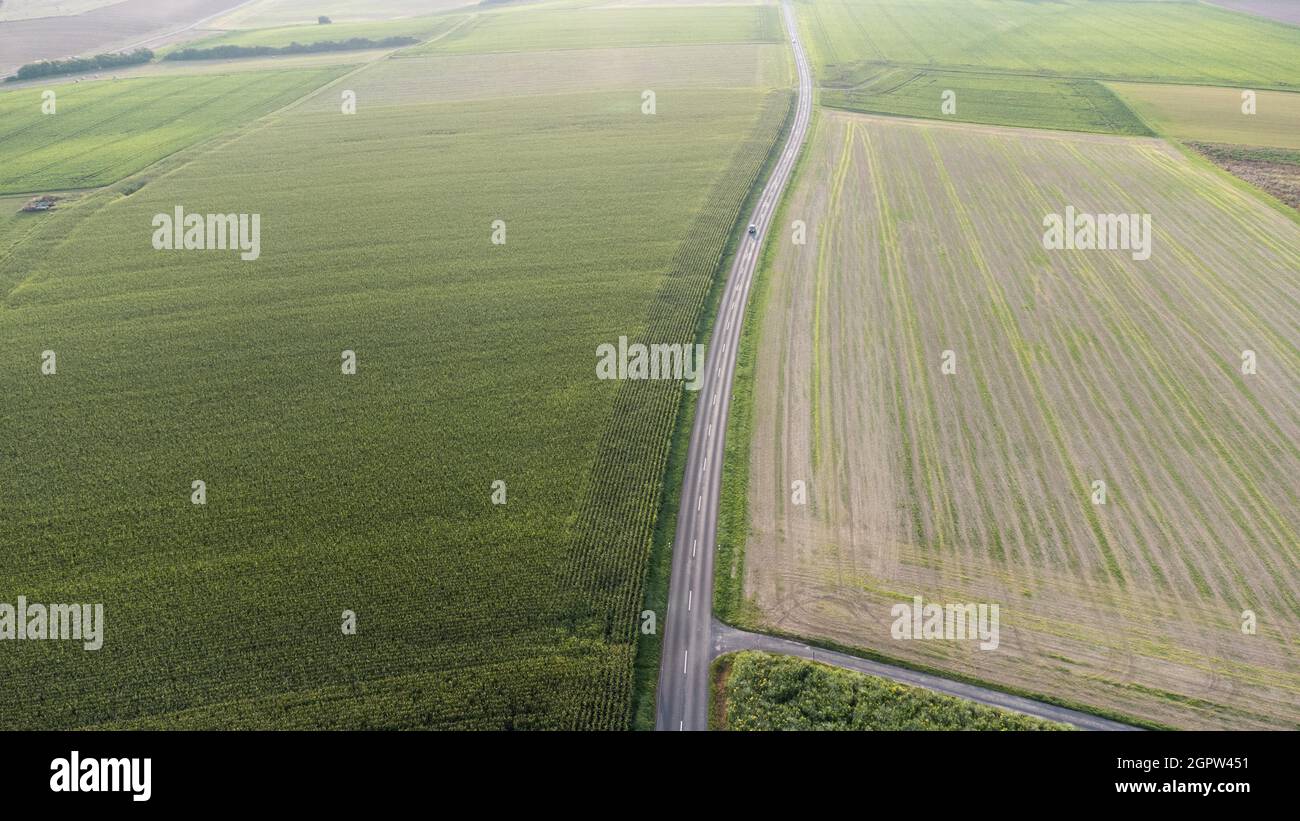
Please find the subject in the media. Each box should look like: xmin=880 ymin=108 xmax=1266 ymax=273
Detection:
xmin=713 ymin=111 xmax=820 ymax=628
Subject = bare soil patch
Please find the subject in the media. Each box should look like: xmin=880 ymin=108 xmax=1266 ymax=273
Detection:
xmin=1189 ymin=141 xmax=1300 ymax=210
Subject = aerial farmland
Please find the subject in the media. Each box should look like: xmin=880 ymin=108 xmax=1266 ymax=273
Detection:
xmin=721 ymin=0 xmax=1300 ymax=732
xmin=0 ymin=0 xmax=1297 ymax=756
xmin=733 ymin=111 xmax=1300 ymax=729
xmin=1 ymin=0 xmax=791 ymax=730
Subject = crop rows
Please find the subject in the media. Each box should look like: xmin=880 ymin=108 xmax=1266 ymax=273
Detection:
xmin=741 ymin=110 xmax=1300 ymax=728
xmin=0 ymin=69 xmax=790 ymax=728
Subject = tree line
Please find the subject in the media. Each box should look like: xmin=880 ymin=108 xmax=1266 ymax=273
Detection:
xmin=165 ymin=37 xmax=419 ymax=61
xmin=7 ymin=49 xmax=154 ymax=82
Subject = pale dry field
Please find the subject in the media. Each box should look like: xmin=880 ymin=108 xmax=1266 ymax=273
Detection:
xmin=1111 ymin=83 xmax=1300 ymax=150
xmin=592 ymin=0 xmax=772 ymax=6
xmin=0 ymin=50 xmax=382 ymax=90
xmin=743 ymin=110 xmax=1300 ymax=729
xmin=211 ymin=0 xmax=475 ymax=28
xmin=294 ymin=42 xmax=788 ymax=109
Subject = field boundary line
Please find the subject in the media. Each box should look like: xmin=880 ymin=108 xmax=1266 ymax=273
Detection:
xmin=199 ymin=14 xmax=480 ymax=126
xmin=822 ymin=60 xmax=1300 ymax=94
xmin=1 ymin=66 xmax=354 ymax=304
xmin=52 ymin=13 xmax=478 ymax=203
xmin=5 ymin=33 xmax=419 ymax=239
xmin=413 ymin=38 xmax=786 ymax=59
xmin=820 ymin=104 xmax=1171 ymax=145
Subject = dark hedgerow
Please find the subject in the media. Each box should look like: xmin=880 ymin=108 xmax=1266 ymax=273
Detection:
xmin=7 ymin=48 xmax=154 ymax=82
xmin=164 ymin=37 xmax=419 ymax=61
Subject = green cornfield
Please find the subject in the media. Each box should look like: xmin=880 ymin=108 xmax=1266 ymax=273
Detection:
xmin=0 ymin=12 xmax=791 ymax=729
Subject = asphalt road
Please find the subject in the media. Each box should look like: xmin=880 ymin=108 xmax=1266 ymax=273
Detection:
xmin=654 ymin=1 xmax=1137 ymax=733
xmin=712 ymin=622 xmax=1140 ymax=731
xmin=655 ymin=0 xmax=813 ymax=733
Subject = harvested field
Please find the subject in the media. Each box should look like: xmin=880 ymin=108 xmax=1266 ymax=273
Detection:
xmin=734 ymin=109 xmax=1300 ymax=729
xmin=304 ymin=43 xmax=789 ymax=107
xmin=1104 ymin=83 xmax=1300 ymax=208
xmin=213 ymin=0 xmax=475 ymax=28
xmin=409 ymin=4 xmax=783 ymax=55
xmin=1110 ymin=83 xmax=1300 ymax=151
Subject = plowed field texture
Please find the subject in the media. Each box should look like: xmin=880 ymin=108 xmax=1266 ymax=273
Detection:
xmin=731 ymin=110 xmax=1300 ymax=729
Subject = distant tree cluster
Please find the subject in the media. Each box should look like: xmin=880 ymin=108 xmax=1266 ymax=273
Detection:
xmin=164 ymin=37 xmax=418 ymax=62
xmin=7 ymin=49 xmax=154 ymax=82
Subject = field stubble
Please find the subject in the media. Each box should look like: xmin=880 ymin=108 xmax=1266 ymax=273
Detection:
xmin=742 ymin=110 xmax=1300 ymax=729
